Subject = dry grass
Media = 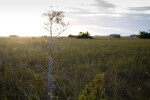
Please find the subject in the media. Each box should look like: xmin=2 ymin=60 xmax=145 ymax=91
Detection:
xmin=0 ymin=37 xmax=150 ymax=100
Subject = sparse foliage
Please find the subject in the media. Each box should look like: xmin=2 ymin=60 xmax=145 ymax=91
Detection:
xmin=43 ymin=10 xmax=69 ymax=36
xmin=42 ymin=8 xmax=68 ymax=99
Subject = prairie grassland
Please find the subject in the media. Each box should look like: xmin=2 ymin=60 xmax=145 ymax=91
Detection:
xmin=0 ymin=37 xmax=150 ymax=100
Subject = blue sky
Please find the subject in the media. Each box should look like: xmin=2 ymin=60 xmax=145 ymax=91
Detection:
xmin=0 ymin=0 xmax=150 ymax=36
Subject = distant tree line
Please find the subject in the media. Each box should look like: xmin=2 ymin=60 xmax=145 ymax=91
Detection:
xmin=138 ymin=31 xmax=150 ymax=39
xmin=68 ymin=31 xmax=93 ymax=39
xmin=68 ymin=34 xmax=76 ymax=38
xmin=113 ymin=35 xmax=121 ymax=38
xmin=9 ymin=35 xmax=19 ymax=37
xmin=109 ymin=34 xmax=121 ymax=38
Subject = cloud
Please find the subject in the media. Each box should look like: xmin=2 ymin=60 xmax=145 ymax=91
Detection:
xmin=65 ymin=0 xmax=117 ymax=17
xmin=67 ymin=7 xmax=96 ymax=15
xmin=129 ymin=6 xmax=150 ymax=11
xmin=65 ymin=6 xmax=109 ymax=18
xmin=66 ymin=6 xmax=119 ymax=18
xmin=91 ymin=0 xmax=116 ymax=9
xmin=68 ymin=12 xmax=150 ymax=35
xmin=54 ymin=0 xmax=150 ymax=36
xmin=123 ymin=13 xmax=150 ymax=19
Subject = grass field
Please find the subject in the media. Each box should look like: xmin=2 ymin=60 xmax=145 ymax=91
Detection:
xmin=0 ymin=37 xmax=150 ymax=100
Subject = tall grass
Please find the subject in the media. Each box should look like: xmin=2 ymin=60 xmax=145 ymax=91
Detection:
xmin=0 ymin=37 xmax=150 ymax=100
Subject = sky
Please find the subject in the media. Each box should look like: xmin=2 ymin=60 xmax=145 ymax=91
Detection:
xmin=0 ymin=0 xmax=150 ymax=36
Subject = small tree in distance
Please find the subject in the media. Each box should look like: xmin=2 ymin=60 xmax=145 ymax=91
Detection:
xmin=42 ymin=8 xmax=69 ymax=100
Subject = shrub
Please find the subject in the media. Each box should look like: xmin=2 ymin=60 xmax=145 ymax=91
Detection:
xmin=9 ymin=35 xmax=19 ymax=37
xmin=138 ymin=31 xmax=150 ymax=39
xmin=113 ymin=35 xmax=121 ymax=38
xmin=68 ymin=34 xmax=76 ymax=38
xmin=109 ymin=34 xmax=121 ymax=38
xmin=79 ymin=73 xmax=106 ymax=100
xmin=77 ymin=32 xmax=93 ymax=39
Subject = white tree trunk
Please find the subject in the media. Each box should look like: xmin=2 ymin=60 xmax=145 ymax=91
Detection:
xmin=48 ymin=16 xmax=53 ymax=100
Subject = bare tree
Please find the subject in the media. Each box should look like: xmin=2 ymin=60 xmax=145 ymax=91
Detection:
xmin=43 ymin=8 xmax=68 ymax=100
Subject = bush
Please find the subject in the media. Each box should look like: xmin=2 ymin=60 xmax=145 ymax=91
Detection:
xmin=77 ymin=32 xmax=93 ymax=39
xmin=79 ymin=73 xmax=106 ymax=100
xmin=9 ymin=35 xmax=19 ymax=37
xmin=109 ymin=34 xmax=121 ymax=38
xmin=68 ymin=34 xmax=76 ymax=38
xmin=113 ymin=35 xmax=121 ymax=38
xmin=68 ymin=32 xmax=93 ymax=39
xmin=138 ymin=31 xmax=150 ymax=39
